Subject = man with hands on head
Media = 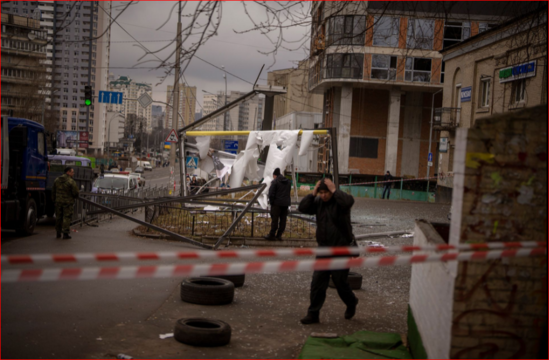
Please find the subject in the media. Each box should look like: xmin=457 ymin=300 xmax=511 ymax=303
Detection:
xmin=298 ymin=178 xmax=358 ymax=324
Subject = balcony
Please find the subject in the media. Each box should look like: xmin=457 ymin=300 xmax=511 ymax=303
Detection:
xmin=433 ymin=108 xmax=460 ymax=131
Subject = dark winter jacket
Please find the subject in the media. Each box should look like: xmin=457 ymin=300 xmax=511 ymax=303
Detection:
xmin=268 ymin=176 xmax=291 ymax=207
xmin=52 ymin=174 xmax=80 ymax=205
xmin=384 ymin=173 xmax=393 ymax=182
xmin=298 ymin=190 xmax=355 ymax=247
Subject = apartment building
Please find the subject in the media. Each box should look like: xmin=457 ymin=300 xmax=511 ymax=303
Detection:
xmin=267 ymin=59 xmax=323 ymax=119
xmin=307 ymin=2 xmax=533 ymax=176
xmin=165 ymin=83 xmax=196 ymax=130
xmin=1 ymin=1 xmax=112 ymax=155
xmin=108 ymin=75 xmax=153 ymax=133
xmin=1 ymin=13 xmax=48 ymax=123
xmin=435 ymin=8 xmax=547 ymax=202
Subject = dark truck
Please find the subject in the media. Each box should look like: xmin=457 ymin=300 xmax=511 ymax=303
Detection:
xmin=1 ymin=116 xmax=49 ymax=235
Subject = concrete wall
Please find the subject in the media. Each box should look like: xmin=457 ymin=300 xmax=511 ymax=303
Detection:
xmin=449 ymin=106 xmax=547 ymax=359
xmin=409 ymin=220 xmax=455 ymax=359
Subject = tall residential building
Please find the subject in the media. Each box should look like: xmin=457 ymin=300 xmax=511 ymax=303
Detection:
xmin=151 ymin=105 xmax=164 ymax=129
xmin=165 ymin=83 xmax=196 ymax=130
xmin=1 ymin=1 xmax=112 ymax=155
xmin=268 ymin=59 xmax=323 ymax=120
xmin=1 ymin=13 xmax=48 ymax=123
xmin=108 ymin=75 xmax=153 ymax=133
xmin=201 ymin=91 xmax=264 ymax=132
xmin=307 ymin=2 xmax=533 ymax=176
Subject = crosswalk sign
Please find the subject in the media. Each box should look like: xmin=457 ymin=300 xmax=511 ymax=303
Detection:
xmin=165 ymin=129 xmax=179 ymax=143
xmin=186 ymin=156 xmax=198 ymax=169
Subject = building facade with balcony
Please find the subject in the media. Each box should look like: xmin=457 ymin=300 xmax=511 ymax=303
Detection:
xmin=307 ymin=2 xmax=529 ymax=178
xmin=1 ymin=1 xmax=113 ymax=155
xmin=436 ymin=8 xmax=547 ymax=202
xmin=1 ymin=13 xmax=48 ymax=123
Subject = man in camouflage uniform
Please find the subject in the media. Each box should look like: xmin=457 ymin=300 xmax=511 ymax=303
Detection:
xmin=52 ymin=167 xmax=80 ymax=239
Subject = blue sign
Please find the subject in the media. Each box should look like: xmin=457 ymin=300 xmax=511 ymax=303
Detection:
xmin=98 ymin=91 xmax=124 ymax=104
xmin=428 ymin=152 xmax=433 ymax=162
xmin=164 ymin=142 xmax=171 ymax=146
xmin=460 ymin=86 xmax=472 ymax=102
xmin=186 ymin=156 xmax=199 ymax=169
xmin=224 ymin=140 xmax=238 ymax=150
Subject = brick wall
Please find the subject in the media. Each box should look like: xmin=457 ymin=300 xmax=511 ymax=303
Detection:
xmin=449 ymin=106 xmax=547 ymax=359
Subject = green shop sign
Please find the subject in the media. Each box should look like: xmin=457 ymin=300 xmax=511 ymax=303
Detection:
xmin=499 ymin=60 xmax=536 ymax=83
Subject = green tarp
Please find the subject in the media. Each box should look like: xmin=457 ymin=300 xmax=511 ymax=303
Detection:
xmin=298 ymin=330 xmax=412 ymax=359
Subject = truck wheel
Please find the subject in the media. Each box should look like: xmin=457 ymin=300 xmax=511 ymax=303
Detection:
xmin=17 ymin=198 xmax=37 ymax=236
xmin=174 ymin=318 xmax=231 ymax=347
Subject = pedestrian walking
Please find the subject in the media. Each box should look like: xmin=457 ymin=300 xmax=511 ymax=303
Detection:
xmin=264 ymin=168 xmax=291 ymax=241
xmin=382 ymin=171 xmax=393 ymax=199
xmin=52 ymin=167 xmax=80 ymax=239
xmin=298 ymin=178 xmax=358 ymax=324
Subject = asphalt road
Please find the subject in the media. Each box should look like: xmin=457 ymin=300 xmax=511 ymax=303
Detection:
xmin=1 ymin=191 xmax=450 ymax=359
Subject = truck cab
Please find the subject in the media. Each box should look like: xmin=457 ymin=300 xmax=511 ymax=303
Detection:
xmin=1 ymin=116 xmax=49 ymax=235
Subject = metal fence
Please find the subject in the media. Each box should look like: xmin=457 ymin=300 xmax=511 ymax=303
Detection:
xmin=145 ymin=203 xmax=316 ymax=240
xmin=72 ymin=185 xmax=171 ymax=225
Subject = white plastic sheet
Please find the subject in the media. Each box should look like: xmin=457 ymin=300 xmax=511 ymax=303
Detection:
xmin=299 ymin=131 xmax=314 ymax=156
xmin=195 ymin=136 xmax=211 ymax=160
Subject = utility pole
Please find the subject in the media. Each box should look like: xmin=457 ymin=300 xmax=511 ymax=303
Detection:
xmin=169 ymin=2 xmax=182 ymax=195
xmin=86 ymin=0 xmax=94 ymax=152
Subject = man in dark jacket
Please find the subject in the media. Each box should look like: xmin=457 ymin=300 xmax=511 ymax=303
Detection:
xmin=264 ymin=168 xmax=291 ymax=241
xmin=382 ymin=171 xmax=392 ymax=199
xmin=52 ymin=167 xmax=80 ymax=239
xmin=298 ymin=178 xmax=358 ymax=324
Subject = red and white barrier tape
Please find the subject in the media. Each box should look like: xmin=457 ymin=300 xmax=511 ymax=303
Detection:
xmin=2 ymin=248 xmax=545 ymax=283
xmin=2 ymin=241 xmax=545 ymax=266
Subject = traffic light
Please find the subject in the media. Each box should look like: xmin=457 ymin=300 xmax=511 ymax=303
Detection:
xmin=84 ymin=86 xmax=93 ymax=106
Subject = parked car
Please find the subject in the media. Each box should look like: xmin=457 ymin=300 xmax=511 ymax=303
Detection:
xmin=125 ymin=167 xmax=132 ymax=172
xmin=134 ymin=166 xmax=144 ymax=174
xmin=110 ymin=168 xmax=120 ymax=174
xmin=92 ymin=174 xmax=139 ymax=194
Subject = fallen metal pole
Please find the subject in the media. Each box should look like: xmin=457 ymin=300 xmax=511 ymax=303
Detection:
xmin=78 ymin=196 xmax=212 ymax=249
xmin=86 ymin=184 xmax=264 ymax=216
xmin=213 ymin=184 xmax=266 ymax=249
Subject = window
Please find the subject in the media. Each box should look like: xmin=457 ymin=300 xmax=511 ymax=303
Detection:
xmin=441 ymin=61 xmax=445 ymax=83
xmin=373 ymin=16 xmax=400 ymax=47
xmin=405 ymin=57 xmax=431 ymax=82
xmin=63 ymin=95 xmax=68 ymax=100
xmin=22 ymin=8 xmax=28 ymax=14
xmin=371 ymin=55 xmax=397 ymax=80
xmin=326 ymin=53 xmax=364 ymax=79
xmin=65 ymin=35 xmax=70 ymax=40
xmin=63 ymin=88 xmax=69 ymax=93
xmin=443 ymin=21 xmax=470 ymax=49
xmin=480 ymin=78 xmax=491 ymax=107
xmin=478 ymin=23 xmax=495 ymax=34
xmin=512 ymin=79 xmax=526 ymax=103
xmin=63 ymin=103 xmax=68 ymax=107
xmin=75 ymin=21 xmax=80 ymax=26
xmin=349 ymin=137 xmax=379 ymax=158
xmin=327 ymin=16 xmax=366 ymax=46
xmin=407 ymin=19 xmax=434 ymax=50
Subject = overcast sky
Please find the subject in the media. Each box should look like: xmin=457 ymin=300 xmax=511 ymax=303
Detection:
xmin=109 ymin=1 xmax=312 ymax=112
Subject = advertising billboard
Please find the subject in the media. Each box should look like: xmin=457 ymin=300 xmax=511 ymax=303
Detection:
xmin=57 ymin=131 xmax=89 ymax=149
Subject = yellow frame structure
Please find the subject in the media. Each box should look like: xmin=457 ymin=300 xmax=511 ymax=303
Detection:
xmin=185 ymin=130 xmax=329 ymax=137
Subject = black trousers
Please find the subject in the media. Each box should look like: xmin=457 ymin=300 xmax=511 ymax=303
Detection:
xmin=307 ymin=267 xmax=356 ymax=315
xmin=269 ymin=205 xmax=288 ymax=237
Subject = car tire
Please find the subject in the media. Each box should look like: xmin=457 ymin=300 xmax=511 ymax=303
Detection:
xmin=202 ymin=274 xmax=245 ymax=288
xmin=328 ymin=271 xmax=362 ymax=290
xmin=174 ymin=318 xmax=231 ymax=347
xmin=180 ymin=277 xmax=234 ymax=305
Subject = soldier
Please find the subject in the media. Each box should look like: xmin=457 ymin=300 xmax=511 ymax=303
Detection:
xmin=52 ymin=167 xmax=80 ymax=239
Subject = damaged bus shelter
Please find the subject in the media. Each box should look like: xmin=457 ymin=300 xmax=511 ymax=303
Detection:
xmin=84 ymin=84 xmax=341 ymax=250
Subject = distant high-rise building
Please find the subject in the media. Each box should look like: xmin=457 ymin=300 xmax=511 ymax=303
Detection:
xmin=1 ymin=0 xmax=113 ymax=155
xmin=165 ymin=84 xmax=196 ymax=129
xmin=1 ymin=13 xmax=48 ymax=123
xmin=108 ymin=76 xmax=153 ymax=133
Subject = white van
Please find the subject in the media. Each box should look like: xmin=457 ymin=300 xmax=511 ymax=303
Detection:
xmin=138 ymin=160 xmax=153 ymax=171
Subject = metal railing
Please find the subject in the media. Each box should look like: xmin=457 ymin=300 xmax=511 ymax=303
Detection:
xmin=434 ymin=108 xmax=461 ymax=130
xmin=145 ymin=203 xmax=316 ymax=240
